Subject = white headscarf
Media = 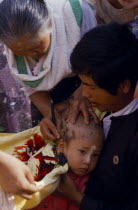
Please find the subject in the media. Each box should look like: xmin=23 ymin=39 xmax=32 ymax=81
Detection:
xmin=5 ymin=0 xmax=96 ymax=96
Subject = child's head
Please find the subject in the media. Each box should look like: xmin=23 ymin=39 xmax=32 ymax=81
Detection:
xmin=0 ymin=0 xmax=52 ymax=58
xmin=70 ymin=22 xmax=138 ymax=112
xmin=58 ymin=116 xmax=104 ymax=176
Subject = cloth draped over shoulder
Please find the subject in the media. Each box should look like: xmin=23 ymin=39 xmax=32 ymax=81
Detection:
xmin=5 ymin=0 xmax=97 ymax=97
xmin=0 ymin=126 xmax=68 ymax=210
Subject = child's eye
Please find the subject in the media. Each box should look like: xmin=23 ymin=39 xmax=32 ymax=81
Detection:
xmin=79 ymin=150 xmax=85 ymax=154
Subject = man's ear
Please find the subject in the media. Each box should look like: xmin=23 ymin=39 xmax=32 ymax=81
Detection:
xmin=119 ymin=80 xmax=131 ymax=94
xmin=57 ymin=139 xmax=65 ymax=153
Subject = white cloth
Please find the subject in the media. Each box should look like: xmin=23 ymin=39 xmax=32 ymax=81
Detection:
xmin=5 ymin=0 xmax=97 ymax=96
xmin=87 ymin=0 xmax=138 ymax=24
xmin=0 ymin=187 xmax=15 ymax=210
xmin=103 ymin=98 xmax=138 ymax=139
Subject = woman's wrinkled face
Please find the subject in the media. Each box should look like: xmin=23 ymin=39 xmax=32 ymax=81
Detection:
xmin=117 ymin=0 xmax=138 ymax=9
xmin=8 ymin=33 xmax=51 ymax=59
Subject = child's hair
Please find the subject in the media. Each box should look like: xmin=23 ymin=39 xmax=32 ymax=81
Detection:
xmin=70 ymin=22 xmax=138 ymax=95
xmin=60 ymin=116 xmax=104 ymax=143
xmin=0 ymin=0 xmax=52 ymax=45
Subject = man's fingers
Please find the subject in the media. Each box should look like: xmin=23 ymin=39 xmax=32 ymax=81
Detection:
xmin=66 ymin=110 xmax=72 ymax=122
xmin=67 ymin=110 xmax=77 ymax=124
xmin=81 ymin=106 xmax=89 ymax=124
xmin=71 ymin=110 xmax=78 ymax=124
xmin=89 ymin=109 xmax=99 ymax=124
xmin=67 ymin=101 xmax=79 ymax=124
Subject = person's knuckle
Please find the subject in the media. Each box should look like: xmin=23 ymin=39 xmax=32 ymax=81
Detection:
xmin=71 ymin=105 xmax=77 ymax=112
xmin=50 ymin=124 xmax=55 ymax=131
xmin=74 ymin=100 xmax=79 ymax=106
xmin=18 ymin=183 xmax=27 ymax=191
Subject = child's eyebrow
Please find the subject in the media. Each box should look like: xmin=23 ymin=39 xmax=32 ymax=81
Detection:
xmin=83 ymin=146 xmax=90 ymax=149
xmin=81 ymin=146 xmax=101 ymax=152
xmin=93 ymin=150 xmax=101 ymax=153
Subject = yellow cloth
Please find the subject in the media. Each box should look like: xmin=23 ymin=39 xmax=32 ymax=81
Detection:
xmin=0 ymin=126 xmax=68 ymax=210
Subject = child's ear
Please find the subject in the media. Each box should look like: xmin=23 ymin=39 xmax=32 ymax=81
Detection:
xmin=58 ymin=139 xmax=65 ymax=153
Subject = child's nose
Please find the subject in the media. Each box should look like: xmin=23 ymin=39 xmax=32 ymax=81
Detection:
xmin=84 ymin=156 xmax=91 ymax=165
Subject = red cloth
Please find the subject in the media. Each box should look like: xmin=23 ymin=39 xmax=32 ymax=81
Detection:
xmin=31 ymin=172 xmax=89 ymax=210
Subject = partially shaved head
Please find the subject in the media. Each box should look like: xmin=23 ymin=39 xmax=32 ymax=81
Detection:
xmin=61 ymin=115 xmax=104 ymax=144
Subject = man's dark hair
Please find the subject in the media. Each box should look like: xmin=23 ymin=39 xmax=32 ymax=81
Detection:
xmin=70 ymin=22 xmax=138 ymax=95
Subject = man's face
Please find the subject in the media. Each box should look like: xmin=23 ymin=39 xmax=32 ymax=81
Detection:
xmin=117 ymin=0 xmax=138 ymax=9
xmin=79 ymin=75 xmax=129 ymax=113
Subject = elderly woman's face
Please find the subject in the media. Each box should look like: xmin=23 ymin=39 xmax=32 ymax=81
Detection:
xmin=117 ymin=0 xmax=138 ymax=9
xmin=8 ymin=34 xmax=51 ymax=59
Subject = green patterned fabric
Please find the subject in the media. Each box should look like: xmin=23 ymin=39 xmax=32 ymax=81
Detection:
xmin=15 ymin=55 xmax=28 ymax=75
xmin=15 ymin=55 xmax=45 ymax=88
xmin=69 ymin=0 xmax=83 ymax=27
xmin=23 ymin=78 xmax=44 ymax=88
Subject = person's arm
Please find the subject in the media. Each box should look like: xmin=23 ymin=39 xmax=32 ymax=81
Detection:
xmin=0 ymin=151 xmax=42 ymax=199
xmin=30 ymin=91 xmax=61 ymax=140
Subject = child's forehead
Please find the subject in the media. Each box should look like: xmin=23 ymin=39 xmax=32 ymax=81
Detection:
xmin=74 ymin=127 xmax=102 ymax=139
xmin=71 ymin=134 xmax=103 ymax=147
xmin=64 ymin=118 xmax=104 ymax=144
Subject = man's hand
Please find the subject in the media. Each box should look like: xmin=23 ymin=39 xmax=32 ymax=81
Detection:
xmin=0 ymin=151 xmax=42 ymax=199
xmin=67 ymin=85 xmax=99 ymax=124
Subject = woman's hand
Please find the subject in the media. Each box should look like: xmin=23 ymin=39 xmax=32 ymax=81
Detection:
xmin=40 ymin=108 xmax=62 ymax=140
xmin=30 ymin=91 xmax=62 ymax=140
xmin=40 ymin=99 xmax=71 ymax=140
xmin=0 ymin=151 xmax=42 ymax=199
xmin=67 ymin=85 xmax=99 ymax=124
xmin=57 ymin=174 xmax=84 ymax=205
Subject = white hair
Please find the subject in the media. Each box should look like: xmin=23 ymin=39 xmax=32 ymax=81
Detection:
xmin=0 ymin=0 xmax=53 ymax=45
